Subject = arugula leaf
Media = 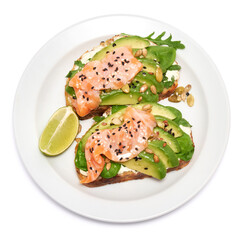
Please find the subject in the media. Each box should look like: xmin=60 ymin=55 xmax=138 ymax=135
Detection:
xmin=145 ymin=32 xmax=185 ymax=50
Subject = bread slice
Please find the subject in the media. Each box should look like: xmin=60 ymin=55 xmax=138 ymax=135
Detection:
xmin=75 ymin=132 xmax=194 ymax=188
xmin=65 ymin=34 xmax=180 ymax=120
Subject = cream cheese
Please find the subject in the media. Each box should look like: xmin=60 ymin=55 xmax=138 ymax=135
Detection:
xmin=180 ymin=125 xmax=192 ymax=136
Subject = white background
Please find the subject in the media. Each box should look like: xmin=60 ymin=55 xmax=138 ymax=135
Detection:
xmin=1 ymin=0 xmax=239 ymax=239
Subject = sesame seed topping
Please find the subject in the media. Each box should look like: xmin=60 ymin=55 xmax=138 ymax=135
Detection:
xmin=112 ymin=43 xmax=116 ymax=47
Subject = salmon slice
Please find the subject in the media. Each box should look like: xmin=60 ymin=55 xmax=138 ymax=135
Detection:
xmin=81 ymin=106 xmax=157 ymax=183
xmin=69 ymin=47 xmax=143 ymax=117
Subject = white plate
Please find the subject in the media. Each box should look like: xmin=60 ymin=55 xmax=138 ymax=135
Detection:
xmin=13 ymin=15 xmax=230 ymax=223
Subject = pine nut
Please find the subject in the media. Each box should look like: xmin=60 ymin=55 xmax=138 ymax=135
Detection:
xmin=111 ymin=117 xmax=122 ymax=125
xmin=150 ymin=85 xmax=157 ymax=94
xmin=155 ymin=66 xmax=163 ymax=82
xmin=187 ymin=94 xmax=194 ymax=107
xmin=145 ymin=148 xmax=153 ymax=154
xmin=134 ymin=49 xmax=143 ymax=57
xmin=121 ymin=84 xmax=130 ymax=93
xmin=142 ymin=104 xmax=152 ymax=111
xmin=140 ymin=84 xmax=148 ymax=93
xmin=106 ymin=162 xmax=111 ymax=171
xmin=142 ymin=48 xmax=148 ymax=57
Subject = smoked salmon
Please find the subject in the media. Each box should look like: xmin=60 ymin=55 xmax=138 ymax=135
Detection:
xmin=81 ymin=106 xmax=157 ymax=183
xmin=69 ymin=47 xmax=143 ymax=117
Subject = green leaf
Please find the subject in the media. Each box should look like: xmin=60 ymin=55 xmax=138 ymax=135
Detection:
xmin=176 ymin=133 xmax=194 ymax=161
xmin=145 ymin=32 xmax=185 ymax=50
xmin=93 ymin=116 xmax=105 ymax=123
xmin=111 ymin=105 xmax=127 ymax=114
xmin=75 ymin=141 xmax=87 ymax=171
xmin=178 ymin=118 xmax=192 ymax=127
xmin=167 ymin=65 xmax=181 ymax=71
xmin=74 ymin=60 xmax=85 ymax=68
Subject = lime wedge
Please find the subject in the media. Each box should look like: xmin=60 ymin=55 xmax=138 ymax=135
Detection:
xmin=39 ymin=106 xmax=79 ymax=156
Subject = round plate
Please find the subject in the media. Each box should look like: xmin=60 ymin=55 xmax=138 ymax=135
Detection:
xmin=13 ymin=15 xmax=230 ymax=223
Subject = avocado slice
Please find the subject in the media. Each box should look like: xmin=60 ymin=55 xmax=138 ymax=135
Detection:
xmin=155 ymin=116 xmax=183 ymax=137
xmin=123 ymin=151 xmax=166 ymax=180
xmin=153 ymin=127 xmax=181 ymax=153
xmin=148 ymin=140 xmax=179 ymax=168
xmin=134 ymin=103 xmax=177 ymax=120
xmin=137 ymin=58 xmax=159 ymax=73
xmin=92 ymin=36 xmax=150 ymax=61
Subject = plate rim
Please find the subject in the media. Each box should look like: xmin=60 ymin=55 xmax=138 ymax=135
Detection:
xmin=13 ymin=14 xmax=231 ymax=223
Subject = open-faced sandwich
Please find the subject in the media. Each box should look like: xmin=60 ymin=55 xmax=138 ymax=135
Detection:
xmin=65 ymin=32 xmax=185 ymax=119
xmin=75 ymin=102 xmax=194 ymax=187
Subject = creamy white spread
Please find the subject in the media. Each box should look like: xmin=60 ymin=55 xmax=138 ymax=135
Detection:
xmin=180 ymin=125 xmax=192 ymax=136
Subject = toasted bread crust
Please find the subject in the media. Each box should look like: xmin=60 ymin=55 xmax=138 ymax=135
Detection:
xmin=65 ymin=35 xmax=179 ymax=120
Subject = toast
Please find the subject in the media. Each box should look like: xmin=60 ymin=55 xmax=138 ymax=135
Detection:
xmin=65 ymin=34 xmax=180 ymax=119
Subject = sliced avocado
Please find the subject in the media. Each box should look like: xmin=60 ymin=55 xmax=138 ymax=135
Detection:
xmin=148 ymin=140 xmax=179 ymax=168
xmin=155 ymin=116 xmax=183 ymax=137
xmin=133 ymin=71 xmax=164 ymax=93
xmin=123 ymin=151 xmax=166 ymax=180
xmin=145 ymin=46 xmax=176 ymax=72
xmin=137 ymin=58 xmax=159 ymax=73
xmin=134 ymin=103 xmax=177 ymax=120
xmin=153 ymin=127 xmax=181 ymax=153
xmin=100 ymin=81 xmax=159 ymax=105
xmin=92 ymin=36 xmax=150 ymax=61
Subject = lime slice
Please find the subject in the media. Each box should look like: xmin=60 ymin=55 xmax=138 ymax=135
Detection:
xmin=39 ymin=106 xmax=79 ymax=156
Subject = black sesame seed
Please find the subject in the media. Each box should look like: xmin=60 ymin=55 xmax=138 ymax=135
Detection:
xmin=186 ymin=92 xmax=190 ymax=96
xmin=137 ymin=121 xmax=141 ymax=124
xmin=127 ymin=121 xmax=130 ymax=123
xmin=121 ymin=53 xmax=124 ymax=56
xmin=97 ymin=143 xmax=100 ymax=146
xmin=87 ymin=97 xmax=89 ymax=101
xmin=142 ymin=72 xmax=146 ymax=76
xmin=102 ymin=77 xmax=105 ymax=80
xmin=125 ymin=69 xmax=128 ymax=72
xmin=121 ymin=62 xmax=125 ymax=66
xmin=135 ymin=147 xmax=138 ymax=151
xmin=136 ymin=81 xmax=139 ymax=83
xmin=103 ymin=84 xmax=106 ymax=88
xmin=90 ymin=167 xmax=93 ymax=170
xmin=144 ymin=167 xmax=148 ymax=170
xmin=142 ymin=137 xmax=146 ymax=140
xmin=106 ymin=51 xmax=109 ymax=54
xmin=112 ymin=132 xmax=115 ymax=135
xmin=132 ymin=118 xmax=135 ymax=120
xmin=83 ymin=95 xmax=85 ymax=99
xmin=103 ymin=68 xmax=108 ymax=71
xmin=93 ymin=67 xmax=96 ymax=70
xmin=113 ymin=51 xmax=115 ymax=54
xmin=112 ymin=43 xmax=117 ymax=47
xmin=107 ymin=135 xmax=110 ymax=139
xmin=107 ymin=78 xmax=109 ymax=81
xmin=119 ymin=157 xmax=123 ymax=160
xmin=96 ymin=72 xmax=99 ymax=75
xmin=143 ymin=66 xmax=147 ymax=69
xmin=119 ymin=142 xmax=122 ymax=146
xmin=115 ymin=67 xmax=118 ymax=72
xmin=117 ymin=78 xmax=121 ymax=81
xmin=109 ymin=145 xmax=112 ymax=148
xmin=91 ymin=86 xmax=94 ymax=89
xmin=95 ymin=170 xmax=97 ymax=173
